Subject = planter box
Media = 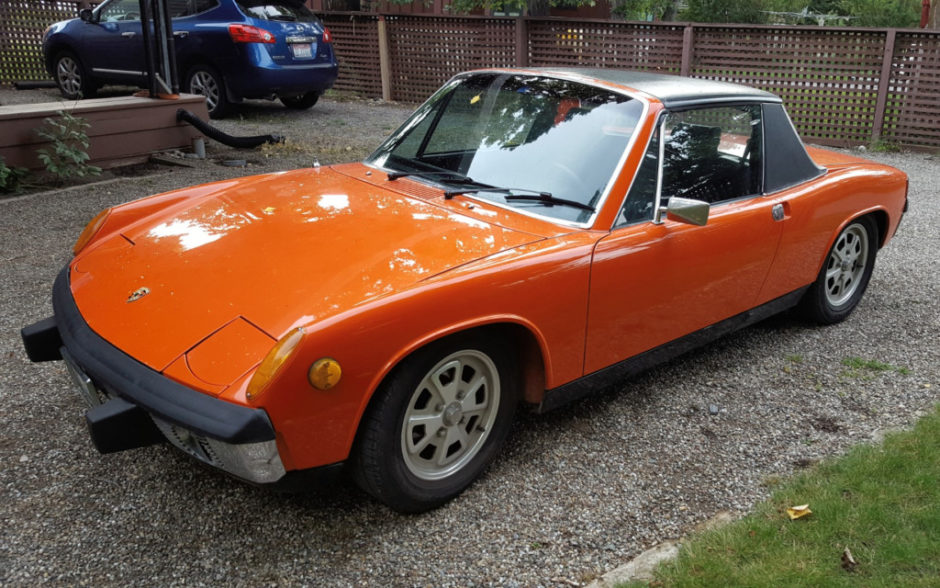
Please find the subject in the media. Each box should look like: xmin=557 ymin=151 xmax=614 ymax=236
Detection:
xmin=0 ymin=93 xmax=208 ymax=170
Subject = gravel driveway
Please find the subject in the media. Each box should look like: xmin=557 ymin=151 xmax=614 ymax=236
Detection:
xmin=1 ymin=88 xmax=938 ymax=586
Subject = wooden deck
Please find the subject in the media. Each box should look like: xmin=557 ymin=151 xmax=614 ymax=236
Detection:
xmin=0 ymin=93 xmax=209 ymax=170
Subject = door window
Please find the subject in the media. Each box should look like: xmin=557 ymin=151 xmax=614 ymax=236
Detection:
xmin=617 ymin=105 xmax=764 ymax=227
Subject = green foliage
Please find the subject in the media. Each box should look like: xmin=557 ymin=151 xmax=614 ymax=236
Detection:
xmin=871 ymin=139 xmax=902 ymax=152
xmin=0 ymin=156 xmax=29 ymax=194
xmin=612 ymin=0 xmax=675 ymax=20
xmin=35 ymin=111 xmax=102 ymax=184
xmin=840 ymin=0 xmax=921 ymax=27
xmin=681 ymin=0 xmax=805 ymax=23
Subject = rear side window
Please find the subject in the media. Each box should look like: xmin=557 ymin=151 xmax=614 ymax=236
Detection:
xmin=168 ymin=0 xmax=219 ymax=17
xmin=235 ymin=0 xmax=320 ymax=22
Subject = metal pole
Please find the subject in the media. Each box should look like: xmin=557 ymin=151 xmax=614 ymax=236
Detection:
xmin=159 ymin=0 xmax=179 ymax=93
xmin=139 ymin=0 xmax=157 ymax=97
xmin=151 ymin=0 xmax=173 ymax=94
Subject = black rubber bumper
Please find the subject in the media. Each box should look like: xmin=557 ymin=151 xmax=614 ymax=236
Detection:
xmin=21 ymin=267 xmax=277 ymax=448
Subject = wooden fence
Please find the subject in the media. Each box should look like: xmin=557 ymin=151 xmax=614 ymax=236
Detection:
xmin=2 ymin=2 xmax=937 ymax=148
xmin=322 ymin=14 xmax=940 ymax=149
xmin=0 ymin=1 xmax=93 ymax=84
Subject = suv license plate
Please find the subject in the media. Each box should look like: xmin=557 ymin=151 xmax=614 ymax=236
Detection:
xmin=291 ymin=43 xmax=313 ymax=58
xmin=61 ymin=348 xmax=104 ymax=408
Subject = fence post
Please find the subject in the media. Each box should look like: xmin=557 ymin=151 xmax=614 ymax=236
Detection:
xmin=515 ymin=17 xmax=529 ymax=67
xmin=680 ymin=25 xmax=694 ymax=77
xmin=871 ymin=29 xmax=896 ymax=145
xmin=377 ymin=15 xmax=392 ymax=102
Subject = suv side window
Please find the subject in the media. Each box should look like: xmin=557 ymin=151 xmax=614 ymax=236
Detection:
xmin=168 ymin=0 xmax=219 ymax=17
xmin=100 ymin=0 xmax=142 ymax=22
xmin=616 ymin=105 xmax=764 ymax=227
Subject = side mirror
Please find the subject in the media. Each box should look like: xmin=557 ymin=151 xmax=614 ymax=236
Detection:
xmin=79 ymin=8 xmax=94 ymax=22
xmin=664 ymin=196 xmax=709 ymax=226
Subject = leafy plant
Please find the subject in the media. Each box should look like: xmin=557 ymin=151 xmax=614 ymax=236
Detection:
xmin=871 ymin=139 xmax=902 ymax=153
xmin=35 ymin=110 xmax=102 ymax=184
xmin=0 ymin=156 xmax=29 ymax=194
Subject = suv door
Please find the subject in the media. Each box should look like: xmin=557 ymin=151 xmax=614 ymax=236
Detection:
xmin=81 ymin=0 xmax=146 ymax=84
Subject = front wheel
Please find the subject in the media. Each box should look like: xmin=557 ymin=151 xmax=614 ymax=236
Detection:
xmin=351 ymin=334 xmax=518 ymax=512
xmin=185 ymin=65 xmax=228 ymax=119
xmin=280 ymin=91 xmax=320 ymax=110
xmin=799 ymin=215 xmax=878 ymax=324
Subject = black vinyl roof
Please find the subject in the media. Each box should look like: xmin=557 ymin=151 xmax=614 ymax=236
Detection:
xmin=527 ymin=68 xmax=782 ymax=109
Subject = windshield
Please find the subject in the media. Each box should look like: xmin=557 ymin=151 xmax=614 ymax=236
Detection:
xmin=235 ymin=0 xmax=319 ymax=22
xmin=367 ymin=73 xmax=644 ymax=225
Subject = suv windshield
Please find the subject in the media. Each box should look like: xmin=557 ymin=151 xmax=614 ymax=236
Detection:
xmin=368 ymin=73 xmax=643 ymax=224
xmin=235 ymin=0 xmax=318 ymax=21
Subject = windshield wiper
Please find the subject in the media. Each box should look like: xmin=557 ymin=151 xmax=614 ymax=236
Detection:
xmin=386 ymin=170 xmax=477 ymax=184
xmin=444 ymin=187 xmax=595 ymax=213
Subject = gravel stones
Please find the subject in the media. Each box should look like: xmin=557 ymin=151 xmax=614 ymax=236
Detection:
xmin=1 ymin=88 xmax=938 ymax=586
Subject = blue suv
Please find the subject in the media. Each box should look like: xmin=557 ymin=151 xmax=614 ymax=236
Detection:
xmin=43 ymin=0 xmax=339 ymax=117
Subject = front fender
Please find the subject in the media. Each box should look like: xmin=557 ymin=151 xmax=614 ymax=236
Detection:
xmin=234 ymin=231 xmax=600 ymax=471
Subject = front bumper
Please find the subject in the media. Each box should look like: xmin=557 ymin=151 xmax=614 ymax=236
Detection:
xmin=22 ymin=266 xmax=286 ymax=484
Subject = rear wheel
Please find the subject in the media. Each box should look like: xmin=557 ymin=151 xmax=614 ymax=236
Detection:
xmin=185 ymin=65 xmax=228 ymax=119
xmin=53 ymin=51 xmax=96 ymax=100
xmin=280 ymin=91 xmax=320 ymax=110
xmin=352 ymin=333 xmax=518 ymax=512
xmin=799 ymin=215 xmax=878 ymax=324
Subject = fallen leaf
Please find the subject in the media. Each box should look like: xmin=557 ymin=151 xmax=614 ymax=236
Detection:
xmin=841 ymin=546 xmax=858 ymax=571
xmin=786 ymin=504 xmax=812 ymax=520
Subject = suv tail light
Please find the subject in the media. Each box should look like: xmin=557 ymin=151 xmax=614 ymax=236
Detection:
xmin=229 ymin=24 xmax=275 ymax=44
xmin=322 ymin=27 xmax=332 ymax=43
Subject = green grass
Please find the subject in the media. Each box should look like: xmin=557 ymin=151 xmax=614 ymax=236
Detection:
xmin=626 ymin=405 xmax=940 ymax=587
xmin=841 ymin=356 xmax=911 ymax=379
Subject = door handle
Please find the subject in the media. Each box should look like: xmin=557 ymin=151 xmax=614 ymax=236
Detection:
xmin=174 ymin=31 xmax=189 ymax=38
xmin=121 ymin=31 xmax=136 ymax=38
xmin=771 ymin=203 xmax=790 ymax=222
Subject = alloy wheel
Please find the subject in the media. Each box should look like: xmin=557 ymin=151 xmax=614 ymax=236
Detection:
xmin=189 ymin=70 xmax=220 ymax=113
xmin=56 ymin=56 xmax=83 ymax=97
xmin=400 ymin=350 xmax=501 ymax=481
xmin=824 ymin=222 xmax=870 ymax=307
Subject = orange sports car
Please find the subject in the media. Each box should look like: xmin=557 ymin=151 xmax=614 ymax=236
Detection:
xmin=22 ymin=69 xmax=908 ymax=512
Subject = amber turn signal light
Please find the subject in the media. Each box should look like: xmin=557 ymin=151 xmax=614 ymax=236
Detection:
xmin=72 ymin=209 xmax=111 ymax=255
xmin=246 ymin=327 xmax=304 ymax=401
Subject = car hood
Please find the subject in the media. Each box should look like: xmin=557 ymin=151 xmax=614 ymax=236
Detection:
xmin=70 ymin=166 xmax=544 ymax=381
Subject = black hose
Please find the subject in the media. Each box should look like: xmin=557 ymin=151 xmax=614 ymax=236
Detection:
xmin=176 ymin=109 xmax=283 ymax=149
xmin=14 ymin=80 xmax=58 ymax=90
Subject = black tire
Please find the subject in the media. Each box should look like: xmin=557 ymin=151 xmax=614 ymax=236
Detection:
xmin=799 ymin=215 xmax=878 ymax=324
xmin=52 ymin=50 xmax=96 ymax=100
xmin=280 ymin=91 xmax=320 ymax=110
xmin=185 ymin=64 xmax=229 ymax=119
xmin=351 ymin=333 xmax=519 ymax=513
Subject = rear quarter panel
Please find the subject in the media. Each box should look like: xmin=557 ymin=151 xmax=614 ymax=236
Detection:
xmin=757 ymin=148 xmax=907 ymax=303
